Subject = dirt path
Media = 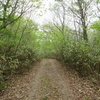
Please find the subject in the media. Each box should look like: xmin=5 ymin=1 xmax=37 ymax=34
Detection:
xmin=28 ymin=59 xmax=72 ymax=100
xmin=0 ymin=59 xmax=100 ymax=100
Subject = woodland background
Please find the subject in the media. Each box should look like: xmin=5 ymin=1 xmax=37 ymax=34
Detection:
xmin=0 ymin=0 xmax=100 ymax=89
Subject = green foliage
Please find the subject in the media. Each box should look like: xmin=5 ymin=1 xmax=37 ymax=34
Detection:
xmin=62 ymin=41 xmax=100 ymax=76
xmin=84 ymin=98 xmax=90 ymax=100
xmin=0 ymin=83 xmax=7 ymax=90
xmin=0 ymin=16 xmax=39 ymax=86
xmin=0 ymin=0 xmax=100 ymax=89
xmin=90 ymin=20 xmax=100 ymax=31
xmin=40 ymin=97 xmax=48 ymax=100
xmin=41 ymin=22 xmax=100 ymax=79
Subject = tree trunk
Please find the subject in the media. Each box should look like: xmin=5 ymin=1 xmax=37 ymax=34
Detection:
xmin=83 ymin=27 xmax=88 ymax=41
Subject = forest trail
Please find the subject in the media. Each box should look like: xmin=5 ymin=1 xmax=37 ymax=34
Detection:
xmin=28 ymin=59 xmax=72 ymax=100
xmin=0 ymin=59 xmax=100 ymax=100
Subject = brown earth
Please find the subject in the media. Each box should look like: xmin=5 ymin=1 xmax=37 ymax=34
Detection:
xmin=0 ymin=59 xmax=100 ymax=100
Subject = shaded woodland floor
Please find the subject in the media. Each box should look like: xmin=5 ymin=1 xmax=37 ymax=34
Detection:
xmin=0 ymin=59 xmax=100 ymax=100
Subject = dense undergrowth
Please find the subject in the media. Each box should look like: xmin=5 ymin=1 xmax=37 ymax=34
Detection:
xmin=62 ymin=41 xmax=100 ymax=78
xmin=56 ymin=36 xmax=100 ymax=80
xmin=0 ymin=17 xmax=38 ymax=90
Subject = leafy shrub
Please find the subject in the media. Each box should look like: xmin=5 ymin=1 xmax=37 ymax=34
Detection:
xmin=61 ymin=41 xmax=100 ymax=77
xmin=0 ymin=17 xmax=38 ymax=88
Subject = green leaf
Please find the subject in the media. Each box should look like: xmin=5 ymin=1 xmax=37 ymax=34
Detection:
xmin=0 ymin=83 xmax=7 ymax=90
xmin=90 ymin=20 xmax=100 ymax=30
xmin=0 ymin=40 xmax=3 ymax=46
